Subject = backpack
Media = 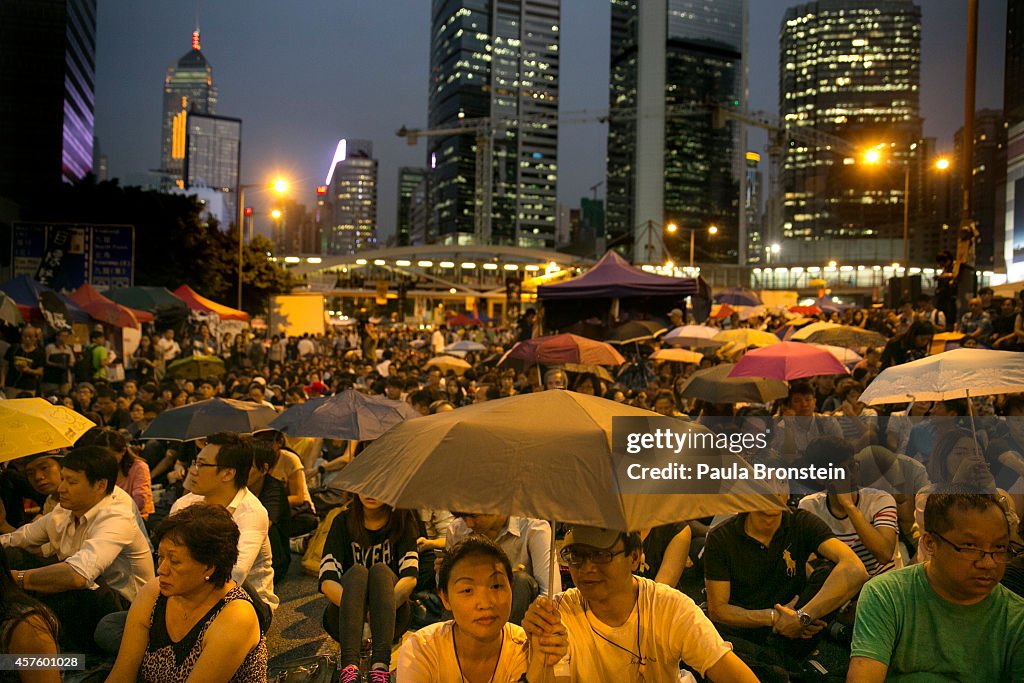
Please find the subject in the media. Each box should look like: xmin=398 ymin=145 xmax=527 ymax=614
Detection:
xmin=74 ymin=344 xmax=97 ymax=382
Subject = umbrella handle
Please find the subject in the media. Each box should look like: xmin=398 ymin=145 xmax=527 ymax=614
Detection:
xmin=548 ymin=519 xmax=557 ymax=599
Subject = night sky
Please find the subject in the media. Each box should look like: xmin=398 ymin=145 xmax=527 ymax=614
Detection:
xmin=94 ymin=0 xmax=1008 ymax=244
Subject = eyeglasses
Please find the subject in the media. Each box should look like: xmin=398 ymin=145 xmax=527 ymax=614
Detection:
xmin=559 ymin=546 xmax=628 ymax=567
xmin=929 ymin=531 xmax=1018 ymax=564
xmin=189 ymin=460 xmax=219 ymax=471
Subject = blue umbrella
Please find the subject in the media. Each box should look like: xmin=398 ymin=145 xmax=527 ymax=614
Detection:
xmin=268 ymin=389 xmax=421 ymax=441
xmin=714 ymin=287 xmax=762 ymax=307
xmin=0 ymin=275 xmax=89 ymax=324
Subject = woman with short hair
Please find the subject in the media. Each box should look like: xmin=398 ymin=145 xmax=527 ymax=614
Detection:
xmin=107 ymin=504 xmax=267 ymax=683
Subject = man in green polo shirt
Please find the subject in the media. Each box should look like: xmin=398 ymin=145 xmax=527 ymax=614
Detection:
xmin=850 ymin=489 xmax=1024 ymax=681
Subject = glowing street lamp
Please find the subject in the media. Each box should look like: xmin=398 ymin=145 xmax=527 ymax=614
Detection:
xmin=270 ymin=208 xmax=283 ymax=220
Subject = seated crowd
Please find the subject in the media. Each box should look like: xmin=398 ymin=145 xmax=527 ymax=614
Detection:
xmin=1 ymin=305 xmax=1024 ymax=681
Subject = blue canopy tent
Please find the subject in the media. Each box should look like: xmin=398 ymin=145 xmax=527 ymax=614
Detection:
xmin=0 ymin=275 xmax=89 ymax=325
xmin=537 ymin=251 xmax=710 ymax=333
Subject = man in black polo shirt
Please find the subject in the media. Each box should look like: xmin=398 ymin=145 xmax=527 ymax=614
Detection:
xmin=703 ymin=499 xmax=868 ymax=670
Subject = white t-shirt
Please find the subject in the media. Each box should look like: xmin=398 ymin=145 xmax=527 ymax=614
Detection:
xmin=553 ymin=577 xmax=731 ymax=682
xmin=396 ymin=621 xmax=529 ymax=682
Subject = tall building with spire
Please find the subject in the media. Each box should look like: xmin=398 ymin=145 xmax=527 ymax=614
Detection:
xmin=160 ymin=29 xmax=217 ymax=189
xmin=427 ymin=0 xmax=560 ymax=248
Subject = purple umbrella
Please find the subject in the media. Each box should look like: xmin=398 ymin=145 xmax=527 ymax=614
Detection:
xmin=714 ymin=287 xmax=762 ymax=307
xmin=727 ymin=341 xmax=849 ymax=381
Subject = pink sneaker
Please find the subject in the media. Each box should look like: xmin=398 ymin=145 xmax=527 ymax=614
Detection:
xmin=338 ymin=664 xmax=360 ymax=683
xmin=367 ymin=668 xmax=391 ymax=683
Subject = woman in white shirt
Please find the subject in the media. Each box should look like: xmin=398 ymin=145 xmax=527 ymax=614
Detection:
xmin=396 ymin=537 xmax=565 ymax=682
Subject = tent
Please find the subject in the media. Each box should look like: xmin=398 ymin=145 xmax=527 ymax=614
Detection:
xmin=0 ymin=275 xmax=89 ymax=324
xmin=107 ymin=286 xmax=190 ymax=314
xmin=537 ymin=251 xmax=710 ymax=331
xmin=70 ymin=284 xmax=154 ymax=328
xmin=172 ymin=285 xmax=250 ymax=322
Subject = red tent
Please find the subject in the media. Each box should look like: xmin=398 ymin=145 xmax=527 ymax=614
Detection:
xmin=172 ymin=285 xmax=250 ymax=322
xmin=70 ymin=284 xmax=153 ymax=328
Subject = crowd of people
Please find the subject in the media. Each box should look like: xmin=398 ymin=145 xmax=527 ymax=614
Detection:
xmin=1 ymin=286 xmax=1024 ymax=682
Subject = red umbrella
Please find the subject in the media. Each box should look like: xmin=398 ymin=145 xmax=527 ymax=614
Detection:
xmin=727 ymin=341 xmax=849 ymax=381
xmin=711 ymin=303 xmax=735 ymax=320
xmin=70 ymin=284 xmax=154 ymax=328
xmin=788 ymin=304 xmax=822 ymax=316
xmin=446 ymin=313 xmax=483 ymax=327
xmin=498 ymin=333 xmax=625 ymax=370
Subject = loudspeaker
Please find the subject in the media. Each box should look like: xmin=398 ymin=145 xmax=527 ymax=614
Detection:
xmin=886 ymin=275 xmax=922 ymax=308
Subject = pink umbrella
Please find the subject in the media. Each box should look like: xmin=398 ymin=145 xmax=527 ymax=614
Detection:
xmin=727 ymin=341 xmax=849 ymax=381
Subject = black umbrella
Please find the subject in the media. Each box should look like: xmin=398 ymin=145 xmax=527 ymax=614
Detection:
xmin=678 ymin=363 xmax=789 ymax=404
xmin=141 ymin=398 xmax=278 ymax=441
xmin=606 ymin=320 xmax=668 ymax=345
xmin=268 ymin=389 xmax=421 ymax=441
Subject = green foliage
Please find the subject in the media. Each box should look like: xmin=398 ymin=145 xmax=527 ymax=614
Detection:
xmin=27 ymin=177 xmax=293 ymax=314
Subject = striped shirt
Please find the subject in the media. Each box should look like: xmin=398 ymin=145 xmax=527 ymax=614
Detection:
xmin=799 ymin=489 xmax=899 ymax=575
xmin=319 ymin=512 xmax=419 ymax=588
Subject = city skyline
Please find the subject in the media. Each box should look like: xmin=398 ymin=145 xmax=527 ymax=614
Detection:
xmin=93 ymin=0 xmax=1008 ymax=247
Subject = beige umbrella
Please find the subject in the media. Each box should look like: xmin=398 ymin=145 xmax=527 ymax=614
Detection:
xmin=0 ymin=399 xmax=96 ymax=463
xmin=712 ymin=328 xmax=781 ymax=348
xmin=425 ymin=355 xmax=472 ymax=375
xmin=331 ymin=391 xmax=783 ymax=593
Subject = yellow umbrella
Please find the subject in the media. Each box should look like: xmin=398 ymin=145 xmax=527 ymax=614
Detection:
xmin=650 ymin=348 xmax=704 ymax=364
xmin=425 ymin=355 xmax=472 ymax=375
xmin=712 ymin=329 xmax=781 ymax=348
xmin=0 ymin=398 xmax=96 ymax=463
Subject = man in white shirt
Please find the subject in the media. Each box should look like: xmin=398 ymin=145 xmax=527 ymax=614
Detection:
xmin=1 ymin=446 xmax=155 ymax=652
xmin=170 ymin=431 xmax=279 ymax=614
xmin=447 ymin=513 xmax=560 ymax=624
xmin=155 ymin=328 xmax=181 ymax=363
xmin=431 ymin=324 xmax=447 ymax=355
xmin=522 ymin=526 xmax=758 ymax=682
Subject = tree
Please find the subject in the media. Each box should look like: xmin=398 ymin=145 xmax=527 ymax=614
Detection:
xmin=25 ymin=177 xmax=292 ymax=314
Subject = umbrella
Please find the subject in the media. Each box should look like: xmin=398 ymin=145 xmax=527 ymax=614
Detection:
xmin=0 ymin=399 xmax=96 ymax=463
xmin=445 ymin=340 xmax=487 ymax=353
xmin=562 ymin=363 xmax=615 ymax=383
xmin=106 ymin=286 xmax=190 ymax=314
xmin=710 ymin=303 xmax=736 ymax=320
xmin=816 ymin=296 xmax=851 ymax=314
xmin=714 ymin=287 xmax=762 ymax=306
xmin=0 ymin=292 xmax=24 ymax=326
xmin=793 ymin=322 xmax=886 ymax=349
xmin=268 ymin=389 xmax=420 ymax=440
xmin=712 ymin=329 xmax=781 ymax=348
xmin=860 ymin=348 xmax=1024 ymax=406
xmin=789 ymin=305 xmax=822 ymax=316
xmin=425 ymin=356 xmax=472 ymax=375
xmin=736 ymin=305 xmax=768 ymax=321
xmin=649 ymin=348 xmax=704 ymax=364
xmin=499 ymin=334 xmax=625 ymax=371
xmin=331 ymin=391 xmax=784 ymax=591
xmin=728 ymin=341 xmax=849 ymax=381
xmin=809 ymin=343 xmax=864 ymax=367
xmin=141 ymin=398 xmax=279 ymax=440
xmin=606 ymin=321 xmax=667 ymax=345
xmin=662 ymin=325 xmax=722 ymax=349
xmin=678 ymin=363 xmax=789 ymax=404
xmin=446 ymin=313 xmax=483 ymax=327
xmin=166 ymin=355 xmax=226 ymax=380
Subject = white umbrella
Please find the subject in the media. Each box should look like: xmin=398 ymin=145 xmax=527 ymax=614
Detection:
xmin=791 ymin=321 xmax=843 ymax=341
xmin=860 ymin=348 xmax=1024 ymax=405
xmin=809 ymin=343 xmax=863 ymax=367
xmin=446 ymin=340 xmax=487 ymax=353
xmin=662 ymin=325 xmax=722 ymax=349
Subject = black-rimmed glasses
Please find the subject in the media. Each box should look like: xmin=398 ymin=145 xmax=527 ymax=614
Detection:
xmin=559 ymin=546 xmax=628 ymax=567
xmin=929 ymin=531 xmax=1019 ymax=564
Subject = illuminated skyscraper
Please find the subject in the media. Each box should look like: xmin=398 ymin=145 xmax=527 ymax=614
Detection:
xmin=428 ymin=0 xmax=560 ymax=248
xmin=183 ymin=113 xmax=241 ymax=223
xmin=160 ymin=30 xmax=217 ymax=190
xmin=1008 ymin=0 xmax=1024 ymax=128
xmin=397 ymin=167 xmax=427 ymax=246
xmin=0 ymin=0 xmax=96 ymax=204
xmin=323 ymin=139 xmax=378 ymax=255
xmin=780 ymin=0 xmax=921 ymax=255
xmin=607 ymin=0 xmax=746 ymax=264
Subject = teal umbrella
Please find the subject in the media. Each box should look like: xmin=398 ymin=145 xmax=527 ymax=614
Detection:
xmin=106 ymin=286 xmax=188 ymax=314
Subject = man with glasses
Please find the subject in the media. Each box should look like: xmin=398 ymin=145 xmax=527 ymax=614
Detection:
xmin=849 ymin=490 xmax=1024 ymax=681
xmin=170 ymin=431 xmax=279 ymax=614
xmin=522 ymin=526 xmax=758 ymax=682
xmin=446 ymin=512 xmax=559 ymax=624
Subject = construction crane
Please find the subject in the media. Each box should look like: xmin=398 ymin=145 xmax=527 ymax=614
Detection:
xmin=713 ymin=105 xmax=858 ymax=260
xmin=397 ymin=105 xmax=707 ymax=247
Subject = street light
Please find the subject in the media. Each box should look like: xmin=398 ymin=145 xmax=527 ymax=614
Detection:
xmin=235 ymin=178 xmax=290 ymax=310
xmin=861 ymin=146 xmax=951 ymax=266
xmin=666 ymin=223 xmax=718 ymax=268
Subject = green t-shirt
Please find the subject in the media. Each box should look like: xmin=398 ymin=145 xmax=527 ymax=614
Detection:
xmin=91 ymin=344 xmax=108 ymax=380
xmin=852 ymin=563 xmax=1024 ymax=681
